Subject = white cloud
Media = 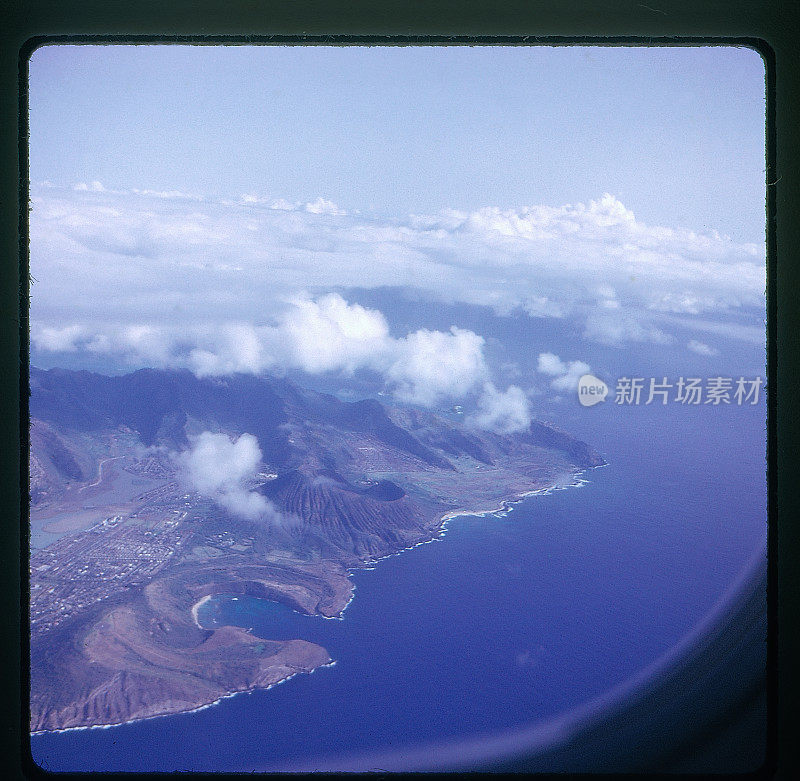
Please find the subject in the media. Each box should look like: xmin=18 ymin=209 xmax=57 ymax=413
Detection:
xmin=583 ymin=308 xmax=672 ymax=347
xmin=278 ymin=293 xmax=390 ymax=374
xmin=537 ymin=352 xmax=569 ymax=377
xmin=29 ymin=185 xmax=765 ymax=335
xmin=687 ymin=339 xmax=720 ymax=356
xmin=267 ymin=198 xmax=295 ymax=210
xmin=118 ymin=324 xmax=174 ymax=364
xmin=537 ymin=352 xmax=591 ymax=391
xmin=33 ymin=293 xmax=500 ymax=417
xmin=588 ymin=192 xmax=637 ymax=226
xmin=277 ymin=301 xmax=494 ymax=411
xmin=132 ymin=187 xmax=203 ymax=201
xmin=174 ymin=431 xmax=278 ymax=521
xmin=31 ymin=324 xmax=86 ymax=352
xmin=386 ymin=326 xmax=488 ymax=406
xmin=189 ymin=323 xmax=270 ymax=377
xmin=303 ymin=197 xmax=347 ymax=216
xmin=74 ymin=180 xmax=106 ymax=192
xmin=522 ymin=295 xmax=565 ymax=319
xmin=29 ymin=184 xmax=766 ymax=381
xmin=551 ymin=365 xmax=590 ymax=392
xmin=184 ymin=294 xmax=493 ymax=410
xmin=468 ymin=382 xmax=531 ymax=434
xmin=237 ymin=195 xmax=346 ymax=215
xmin=653 ymin=314 xmax=765 ymax=346
xmin=649 ymin=293 xmax=720 ymax=315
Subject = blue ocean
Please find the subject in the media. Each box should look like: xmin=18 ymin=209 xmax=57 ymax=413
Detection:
xmin=30 ymin=398 xmax=767 ymax=772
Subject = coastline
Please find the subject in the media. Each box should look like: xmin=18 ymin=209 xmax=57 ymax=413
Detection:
xmin=190 ymin=593 xmax=213 ymax=629
xmin=31 ymin=659 xmax=339 ymax=737
xmin=32 ymin=468 xmax=595 ymax=735
xmin=193 ymin=470 xmax=590 ymax=625
xmin=346 ymin=468 xmax=589 ymax=604
xmin=396 ymin=469 xmax=587 ymax=551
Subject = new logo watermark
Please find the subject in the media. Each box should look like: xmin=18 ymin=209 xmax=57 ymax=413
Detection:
xmin=577 ymin=374 xmax=609 ymax=407
xmin=577 ymin=375 xmax=764 ymax=407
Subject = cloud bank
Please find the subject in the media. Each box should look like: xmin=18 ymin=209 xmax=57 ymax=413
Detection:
xmin=29 ymin=184 xmax=765 ymax=353
xmin=29 ymin=183 xmax=764 ymax=414
xmin=33 ymin=292 xmax=529 ymax=424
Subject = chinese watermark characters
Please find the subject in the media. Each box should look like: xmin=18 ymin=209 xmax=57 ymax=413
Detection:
xmin=613 ymin=376 xmax=763 ymax=405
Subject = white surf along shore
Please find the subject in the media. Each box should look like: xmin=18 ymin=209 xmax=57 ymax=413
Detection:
xmin=36 ymin=468 xmax=595 ymax=736
xmin=191 ymin=467 xmax=592 ymax=629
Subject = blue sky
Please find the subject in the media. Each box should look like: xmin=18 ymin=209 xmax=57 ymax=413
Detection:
xmin=27 ymin=44 xmax=767 ymax=429
xmin=29 ymin=44 xmax=765 ymax=242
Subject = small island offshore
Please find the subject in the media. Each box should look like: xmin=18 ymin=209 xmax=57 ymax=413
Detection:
xmin=28 ymin=366 xmax=604 ymax=733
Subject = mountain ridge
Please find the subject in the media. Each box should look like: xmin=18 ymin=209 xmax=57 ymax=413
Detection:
xmin=28 ymin=366 xmax=604 ymax=732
